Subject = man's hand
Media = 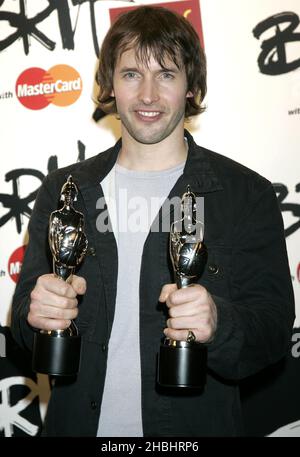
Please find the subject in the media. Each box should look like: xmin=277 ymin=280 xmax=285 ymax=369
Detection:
xmin=159 ymin=284 xmax=217 ymax=343
xmin=27 ymin=274 xmax=87 ymax=331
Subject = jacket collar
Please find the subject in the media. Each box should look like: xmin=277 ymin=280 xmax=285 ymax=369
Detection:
xmin=181 ymin=129 xmax=223 ymax=194
xmin=69 ymin=138 xmax=121 ymax=190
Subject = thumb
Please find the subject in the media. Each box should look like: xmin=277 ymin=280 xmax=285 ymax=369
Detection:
xmin=71 ymin=275 xmax=87 ymax=295
xmin=158 ymin=283 xmax=177 ymax=302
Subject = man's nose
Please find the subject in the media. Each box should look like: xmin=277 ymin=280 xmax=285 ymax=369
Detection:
xmin=138 ymin=77 xmax=159 ymax=105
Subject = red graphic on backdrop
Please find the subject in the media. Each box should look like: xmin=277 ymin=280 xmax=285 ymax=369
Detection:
xmin=8 ymin=245 xmax=27 ymax=283
xmin=109 ymin=0 xmax=204 ymax=48
xmin=15 ymin=65 xmax=82 ymax=110
xmin=297 ymin=263 xmax=300 ymax=282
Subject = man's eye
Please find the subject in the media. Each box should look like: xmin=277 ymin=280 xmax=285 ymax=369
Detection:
xmin=124 ymin=72 xmax=138 ymax=79
xmin=161 ymin=72 xmax=174 ymax=80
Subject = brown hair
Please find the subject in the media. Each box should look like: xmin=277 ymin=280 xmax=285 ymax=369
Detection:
xmin=97 ymin=6 xmax=207 ymax=117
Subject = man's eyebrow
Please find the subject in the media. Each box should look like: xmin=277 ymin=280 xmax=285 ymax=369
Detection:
xmin=119 ymin=67 xmax=140 ymax=73
xmin=157 ymin=66 xmax=179 ymax=73
xmin=118 ymin=66 xmax=180 ymax=74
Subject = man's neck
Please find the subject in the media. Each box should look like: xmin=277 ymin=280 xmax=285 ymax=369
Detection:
xmin=117 ymin=128 xmax=188 ymax=171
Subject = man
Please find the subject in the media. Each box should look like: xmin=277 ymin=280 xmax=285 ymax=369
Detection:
xmin=11 ymin=6 xmax=294 ymax=436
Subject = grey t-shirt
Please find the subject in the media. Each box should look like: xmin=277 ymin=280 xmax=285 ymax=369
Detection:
xmin=97 ymin=161 xmax=184 ymax=437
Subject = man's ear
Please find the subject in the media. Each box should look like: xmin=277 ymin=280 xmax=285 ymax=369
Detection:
xmin=110 ymin=89 xmax=115 ymax=97
xmin=186 ymin=90 xmax=193 ymax=98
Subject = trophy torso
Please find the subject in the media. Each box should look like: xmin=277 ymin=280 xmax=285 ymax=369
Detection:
xmin=49 ymin=208 xmax=87 ymax=273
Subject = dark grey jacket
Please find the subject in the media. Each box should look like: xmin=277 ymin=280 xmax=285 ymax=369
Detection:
xmin=11 ymin=130 xmax=295 ymax=436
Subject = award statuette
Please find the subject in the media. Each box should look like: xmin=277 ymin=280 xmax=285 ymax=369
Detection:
xmin=32 ymin=175 xmax=88 ymax=376
xmin=157 ymin=186 xmax=208 ymax=388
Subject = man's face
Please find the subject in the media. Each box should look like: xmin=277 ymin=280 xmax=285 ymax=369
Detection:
xmin=112 ymin=48 xmax=192 ymax=145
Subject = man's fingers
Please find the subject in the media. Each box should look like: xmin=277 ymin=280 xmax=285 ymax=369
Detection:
xmin=163 ymin=328 xmax=194 ymax=342
xmin=35 ymin=274 xmax=86 ymax=297
xmin=166 ymin=284 xmax=207 ymax=308
xmin=29 ymin=301 xmax=79 ymax=321
xmin=167 ymin=315 xmax=201 ymax=330
xmin=27 ymin=274 xmax=86 ymax=332
xmin=30 ymin=289 xmax=78 ymax=309
xmin=168 ymin=301 xmax=199 ymax=318
xmin=163 ymin=326 xmax=214 ymax=344
xmin=28 ymin=313 xmax=72 ymax=331
xmin=36 ymin=274 xmax=77 ymax=298
xmin=161 ymin=284 xmax=218 ymax=344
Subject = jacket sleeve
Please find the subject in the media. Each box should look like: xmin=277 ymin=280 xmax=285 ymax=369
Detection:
xmin=206 ymin=183 xmax=295 ymax=380
xmin=10 ymin=176 xmax=57 ymax=351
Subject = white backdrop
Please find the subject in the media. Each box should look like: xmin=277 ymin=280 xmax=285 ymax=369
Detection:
xmin=0 ymin=0 xmax=299 ymax=436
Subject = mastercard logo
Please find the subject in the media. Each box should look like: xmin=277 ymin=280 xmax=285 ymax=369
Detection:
xmin=15 ymin=65 xmax=82 ymax=110
xmin=8 ymin=245 xmax=27 ymax=283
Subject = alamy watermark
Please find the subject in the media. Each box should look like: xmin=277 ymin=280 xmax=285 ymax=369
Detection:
xmin=291 ymin=333 xmax=300 ymax=358
xmin=0 ymin=333 xmax=6 ymax=358
xmin=95 ymin=192 xmax=204 ymax=241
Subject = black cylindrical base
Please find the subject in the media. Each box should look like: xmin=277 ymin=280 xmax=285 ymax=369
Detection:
xmin=157 ymin=341 xmax=207 ymax=388
xmin=32 ymin=332 xmax=81 ymax=376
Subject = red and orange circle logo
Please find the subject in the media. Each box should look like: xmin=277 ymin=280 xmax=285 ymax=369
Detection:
xmin=16 ymin=65 xmax=82 ymax=110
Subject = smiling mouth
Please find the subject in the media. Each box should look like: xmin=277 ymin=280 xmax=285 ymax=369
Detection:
xmin=137 ymin=110 xmax=161 ymax=117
